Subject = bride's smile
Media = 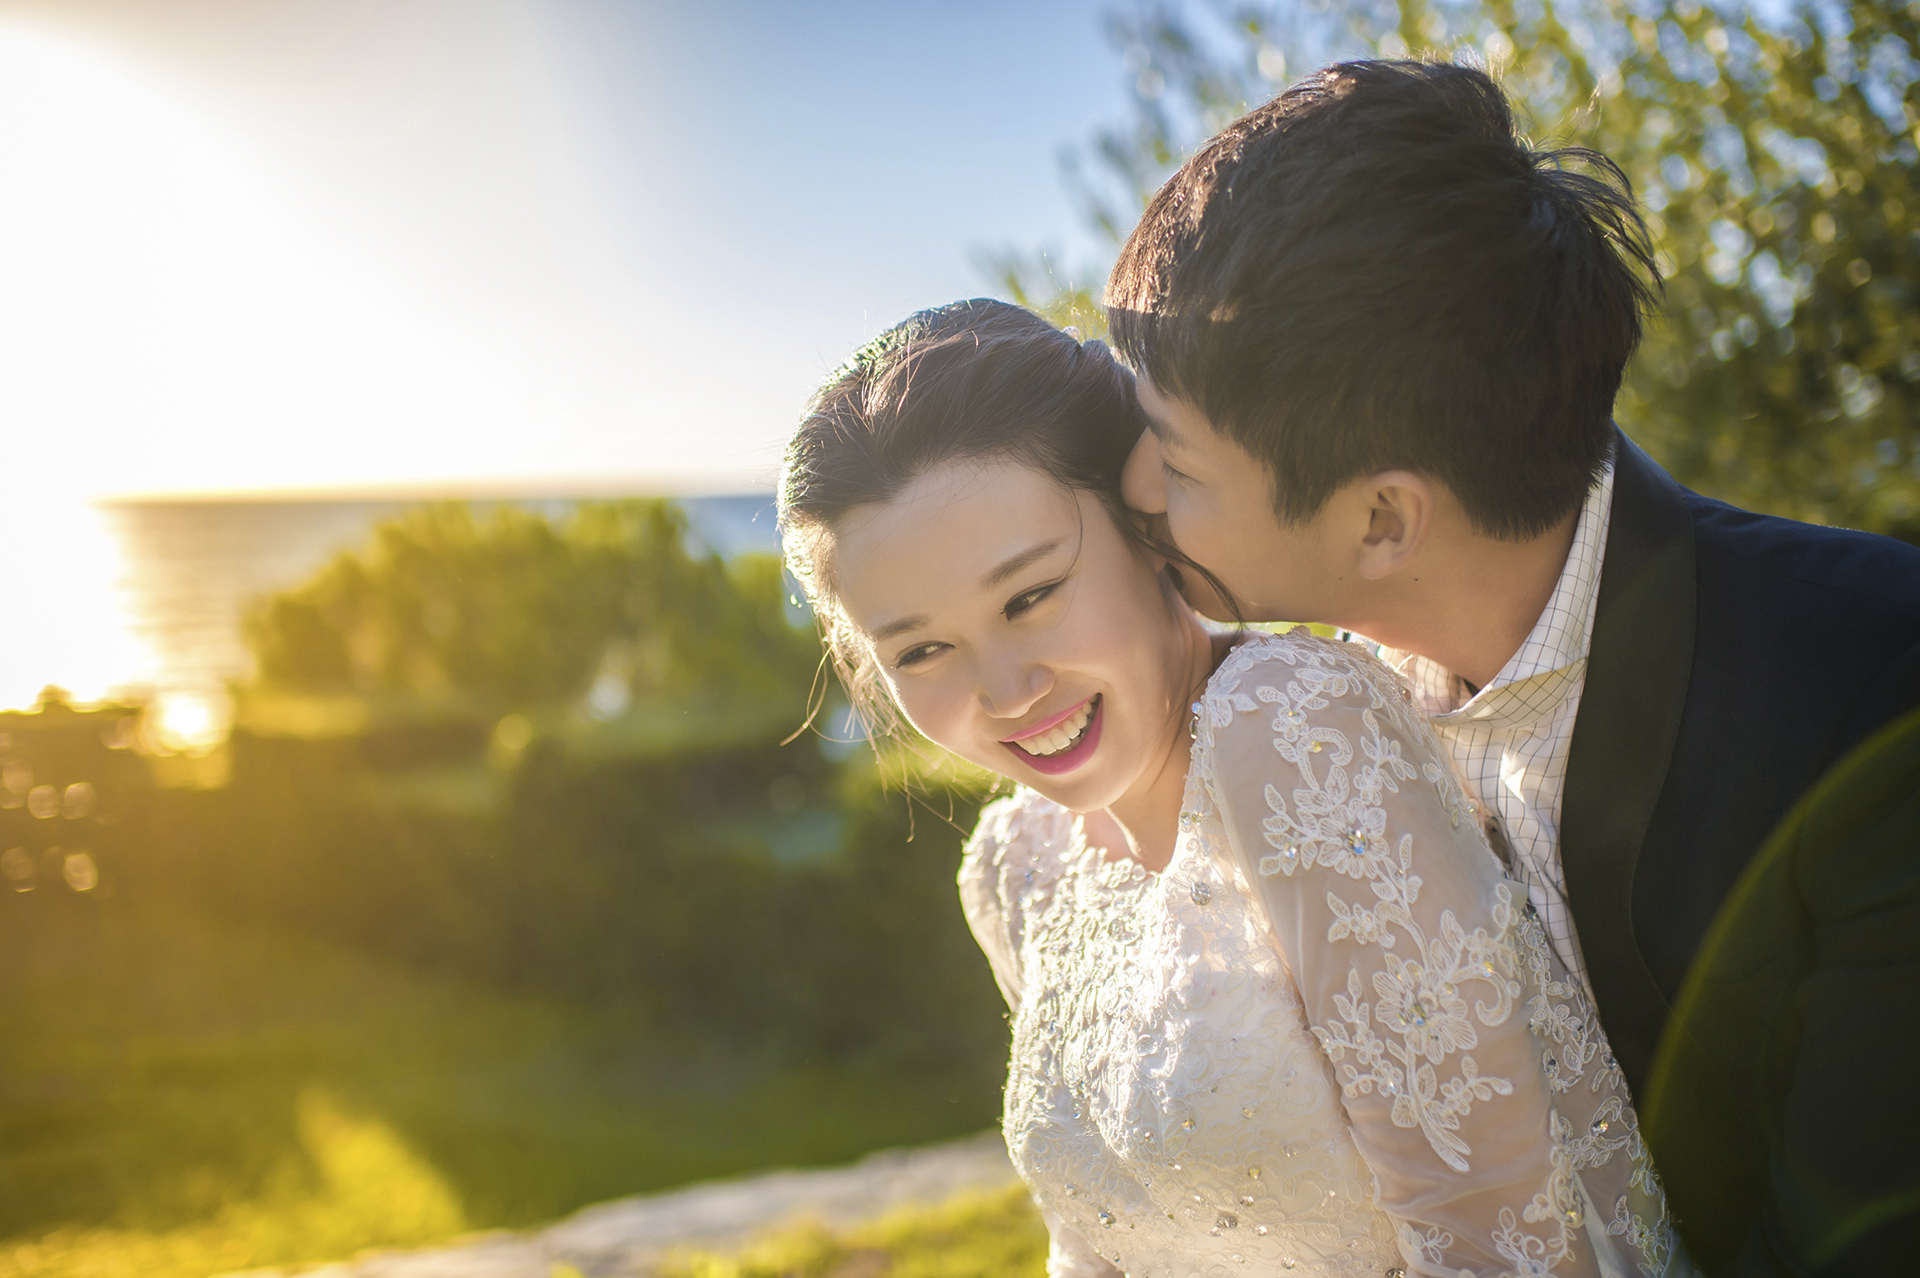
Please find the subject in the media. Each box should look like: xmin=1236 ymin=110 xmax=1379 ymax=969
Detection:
xmin=999 ymin=692 xmax=1100 ymax=771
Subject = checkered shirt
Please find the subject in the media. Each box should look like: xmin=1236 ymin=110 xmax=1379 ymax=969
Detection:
xmin=1373 ymin=462 xmax=1615 ymax=991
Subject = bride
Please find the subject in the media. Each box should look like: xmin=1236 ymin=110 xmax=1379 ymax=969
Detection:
xmin=779 ymin=299 xmax=1687 ymax=1278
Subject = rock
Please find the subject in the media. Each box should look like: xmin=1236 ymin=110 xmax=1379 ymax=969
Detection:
xmin=226 ymin=1130 xmax=1018 ymax=1278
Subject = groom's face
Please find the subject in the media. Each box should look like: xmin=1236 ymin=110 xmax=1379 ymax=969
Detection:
xmin=1124 ymin=376 xmax=1346 ymax=624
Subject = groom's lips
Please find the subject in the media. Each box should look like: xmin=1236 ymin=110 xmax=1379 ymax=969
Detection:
xmin=1003 ymin=696 xmax=1103 ymax=776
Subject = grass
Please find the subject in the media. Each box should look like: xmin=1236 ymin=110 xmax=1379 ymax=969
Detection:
xmin=0 ymin=897 xmax=998 ymax=1278
xmin=656 ymin=1183 xmax=1049 ymax=1278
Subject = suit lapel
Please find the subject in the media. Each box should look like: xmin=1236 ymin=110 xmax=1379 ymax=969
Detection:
xmin=1562 ymin=430 xmax=1697 ymax=1093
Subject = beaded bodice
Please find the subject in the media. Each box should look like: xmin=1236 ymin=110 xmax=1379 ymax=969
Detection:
xmin=959 ymin=632 xmax=1683 ymax=1278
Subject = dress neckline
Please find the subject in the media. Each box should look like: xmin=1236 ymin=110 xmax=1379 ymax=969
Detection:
xmin=1063 ymin=738 xmax=1203 ymax=895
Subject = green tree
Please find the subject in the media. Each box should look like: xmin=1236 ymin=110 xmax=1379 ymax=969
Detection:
xmin=244 ymin=500 xmax=817 ymax=716
xmin=995 ymin=0 xmax=1920 ymax=539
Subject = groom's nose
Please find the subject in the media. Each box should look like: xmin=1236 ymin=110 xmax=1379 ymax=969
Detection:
xmin=1123 ymin=430 xmax=1169 ymax=514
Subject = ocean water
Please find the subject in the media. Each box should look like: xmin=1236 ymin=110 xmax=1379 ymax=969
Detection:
xmin=6 ymin=493 xmax=778 ymax=745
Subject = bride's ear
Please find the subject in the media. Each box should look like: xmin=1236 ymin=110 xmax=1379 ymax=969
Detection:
xmin=1353 ymin=471 xmax=1433 ymax=581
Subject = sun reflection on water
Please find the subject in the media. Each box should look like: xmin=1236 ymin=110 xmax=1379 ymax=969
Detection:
xmin=0 ymin=497 xmax=156 ymax=715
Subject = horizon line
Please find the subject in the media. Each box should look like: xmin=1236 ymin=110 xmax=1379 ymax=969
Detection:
xmin=94 ymin=472 xmax=777 ymax=505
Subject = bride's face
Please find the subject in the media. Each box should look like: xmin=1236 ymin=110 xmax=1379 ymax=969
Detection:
xmin=830 ymin=456 xmax=1206 ymax=814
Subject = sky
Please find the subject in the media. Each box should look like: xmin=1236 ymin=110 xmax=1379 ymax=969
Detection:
xmin=0 ymin=0 xmax=1136 ymax=501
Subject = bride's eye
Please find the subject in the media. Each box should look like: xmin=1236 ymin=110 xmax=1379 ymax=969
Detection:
xmin=1003 ymin=581 xmax=1060 ymax=620
xmin=892 ymin=641 xmax=948 ymax=669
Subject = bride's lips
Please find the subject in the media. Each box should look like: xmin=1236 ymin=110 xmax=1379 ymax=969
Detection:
xmin=1001 ymin=695 xmax=1103 ymax=776
xmin=1001 ymin=697 xmax=1094 ymax=743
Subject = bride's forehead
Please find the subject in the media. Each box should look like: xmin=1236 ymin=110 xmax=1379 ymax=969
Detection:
xmin=898 ymin=456 xmax=1071 ymax=514
xmin=847 ymin=462 xmax=1081 ymax=553
xmin=830 ymin=464 xmax=1088 ymax=603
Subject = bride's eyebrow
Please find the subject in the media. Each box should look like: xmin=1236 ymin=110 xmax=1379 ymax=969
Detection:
xmin=980 ymin=538 xmax=1065 ymax=590
xmin=871 ymin=614 xmax=926 ymax=643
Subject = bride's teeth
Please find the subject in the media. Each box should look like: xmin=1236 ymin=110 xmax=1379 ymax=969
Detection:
xmin=1024 ymin=700 xmax=1095 ymax=757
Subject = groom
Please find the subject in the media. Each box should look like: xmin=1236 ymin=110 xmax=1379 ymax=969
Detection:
xmin=1105 ymin=60 xmax=1920 ymax=1276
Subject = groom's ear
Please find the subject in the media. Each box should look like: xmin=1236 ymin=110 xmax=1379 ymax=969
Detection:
xmin=1353 ymin=471 xmax=1433 ymax=581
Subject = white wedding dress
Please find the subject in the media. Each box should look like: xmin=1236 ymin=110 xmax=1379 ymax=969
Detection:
xmin=960 ymin=631 xmax=1685 ymax=1278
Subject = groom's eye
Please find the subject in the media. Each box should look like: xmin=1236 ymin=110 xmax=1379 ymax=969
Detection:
xmin=1162 ymin=460 xmax=1192 ymax=484
xmin=1003 ymin=582 xmax=1060 ymax=620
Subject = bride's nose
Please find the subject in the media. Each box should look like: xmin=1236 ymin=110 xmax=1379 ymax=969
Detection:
xmin=978 ymin=656 xmax=1053 ymax=723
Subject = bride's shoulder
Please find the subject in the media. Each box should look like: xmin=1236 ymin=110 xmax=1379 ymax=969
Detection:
xmin=961 ymin=786 xmax=1076 ymax=879
xmin=1208 ymin=627 xmax=1402 ymax=694
xmin=1190 ymin=625 xmax=1420 ymax=767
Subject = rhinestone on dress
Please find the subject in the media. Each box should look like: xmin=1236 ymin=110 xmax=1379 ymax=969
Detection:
xmin=1591 ymin=1115 xmax=1613 ymax=1136
xmin=1247 ymin=1166 xmax=1261 ymax=1179
xmin=1190 ymin=881 xmax=1212 ymax=906
xmin=1098 ymin=1209 xmax=1115 ymax=1228
xmin=1386 ymin=1269 xmax=1407 ymax=1278
xmin=1215 ymin=1213 xmax=1238 ymax=1230
xmin=1259 ymin=843 xmax=1302 ymax=877
xmin=1181 ymin=1118 xmax=1196 ymax=1132
xmin=1188 ymin=700 xmax=1203 ymax=740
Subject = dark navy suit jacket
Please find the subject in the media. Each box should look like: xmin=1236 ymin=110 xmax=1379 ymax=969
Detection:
xmin=1565 ymin=433 xmax=1920 ymax=1275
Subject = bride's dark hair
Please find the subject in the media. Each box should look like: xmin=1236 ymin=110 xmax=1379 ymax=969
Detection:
xmin=780 ymin=298 xmax=1222 ymax=740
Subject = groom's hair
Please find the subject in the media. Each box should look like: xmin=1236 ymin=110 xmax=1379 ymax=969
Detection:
xmin=1106 ymin=59 xmax=1659 ymax=540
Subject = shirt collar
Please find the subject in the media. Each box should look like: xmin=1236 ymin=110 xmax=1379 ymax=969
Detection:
xmin=1381 ymin=458 xmax=1615 ymax=727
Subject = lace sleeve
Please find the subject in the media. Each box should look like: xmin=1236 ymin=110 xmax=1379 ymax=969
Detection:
xmin=959 ymin=793 xmax=1034 ymax=1011
xmin=1200 ymin=636 xmax=1681 ymax=1278
xmin=958 ymin=791 xmax=1124 ymax=1278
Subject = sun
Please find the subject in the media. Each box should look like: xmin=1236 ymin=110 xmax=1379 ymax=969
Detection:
xmin=0 ymin=20 xmax=510 ymax=716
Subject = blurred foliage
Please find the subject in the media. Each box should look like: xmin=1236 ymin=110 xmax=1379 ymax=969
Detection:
xmin=0 ymin=692 xmax=141 ymax=900
xmin=246 ymin=499 xmax=819 ymax=714
xmin=992 ymin=0 xmax=1920 ymax=540
xmin=660 ymin=1182 xmax=1047 ymax=1278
